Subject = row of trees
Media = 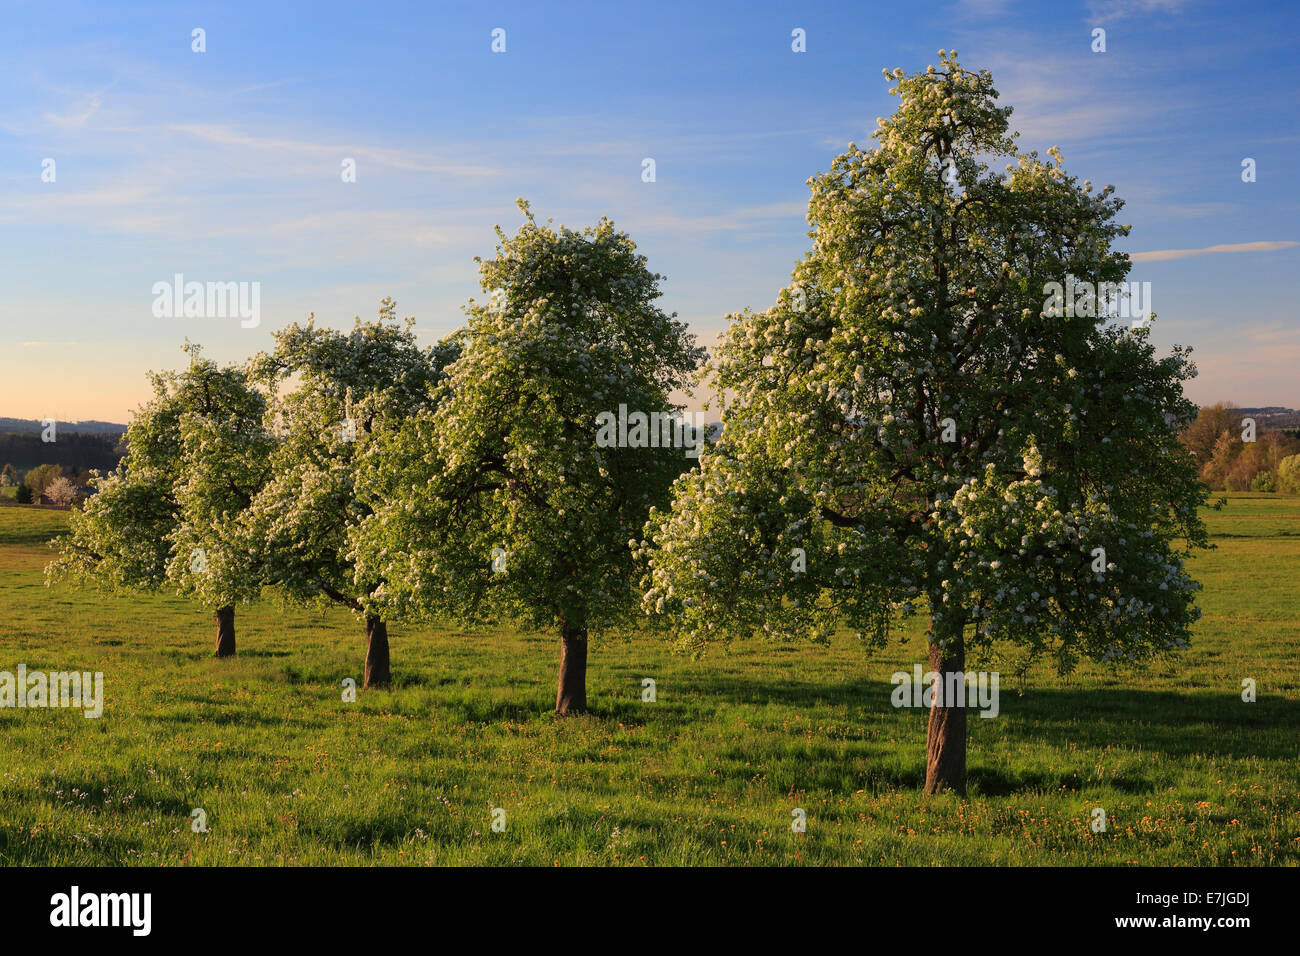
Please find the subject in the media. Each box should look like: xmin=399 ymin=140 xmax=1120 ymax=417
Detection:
xmin=48 ymin=54 xmax=1210 ymax=794
xmin=47 ymin=316 xmax=451 ymax=668
xmin=1178 ymin=403 xmax=1300 ymax=492
xmin=49 ymin=212 xmax=696 ymax=704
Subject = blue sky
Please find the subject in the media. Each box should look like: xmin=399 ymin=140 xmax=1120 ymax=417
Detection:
xmin=2 ymin=0 xmax=1297 ymax=421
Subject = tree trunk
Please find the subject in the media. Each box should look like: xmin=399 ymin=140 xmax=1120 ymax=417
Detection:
xmin=555 ymin=622 xmax=588 ymax=715
xmin=364 ymin=616 xmax=391 ymax=689
xmin=214 ymin=605 xmax=236 ymax=658
xmin=924 ymin=614 xmax=967 ymax=795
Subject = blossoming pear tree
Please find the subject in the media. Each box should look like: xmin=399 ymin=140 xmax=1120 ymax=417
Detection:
xmin=48 ymin=346 xmax=271 ymax=657
xmin=351 ymin=202 xmax=704 ymax=714
xmin=244 ymin=299 xmax=456 ymax=689
xmin=165 ymin=355 xmax=277 ymax=652
xmin=638 ymin=53 xmax=1209 ymax=794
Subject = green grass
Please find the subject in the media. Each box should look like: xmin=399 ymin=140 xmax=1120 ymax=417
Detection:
xmin=1 ymin=494 xmax=1297 ymax=866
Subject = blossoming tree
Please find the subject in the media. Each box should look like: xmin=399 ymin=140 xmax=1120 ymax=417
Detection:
xmin=48 ymin=348 xmax=272 ymax=657
xmin=351 ymin=203 xmax=704 ymax=714
xmin=243 ymin=299 xmax=456 ymax=689
xmin=639 ymin=53 xmax=1209 ymax=794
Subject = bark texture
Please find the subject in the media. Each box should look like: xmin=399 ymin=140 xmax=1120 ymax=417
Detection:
xmin=924 ymin=614 xmax=968 ymax=795
xmin=555 ymin=622 xmax=588 ymax=715
xmin=364 ymin=616 xmax=391 ymax=689
xmin=214 ymin=605 xmax=236 ymax=658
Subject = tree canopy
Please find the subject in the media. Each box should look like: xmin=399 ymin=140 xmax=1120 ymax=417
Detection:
xmin=241 ymin=298 xmax=458 ymax=686
xmin=48 ymin=348 xmax=270 ymax=656
xmin=351 ymin=202 xmax=705 ymax=712
xmin=638 ymin=52 xmax=1209 ymax=792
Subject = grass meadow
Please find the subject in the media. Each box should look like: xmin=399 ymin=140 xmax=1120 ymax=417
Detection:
xmin=0 ymin=493 xmax=1297 ymax=866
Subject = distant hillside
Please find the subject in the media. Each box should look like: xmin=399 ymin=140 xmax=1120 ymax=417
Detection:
xmin=0 ymin=417 xmax=127 ymax=437
xmin=1232 ymin=407 xmax=1300 ymax=429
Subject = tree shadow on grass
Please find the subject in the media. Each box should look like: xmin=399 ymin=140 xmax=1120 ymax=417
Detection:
xmin=154 ymin=708 xmax=329 ymax=731
xmin=697 ymin=674 xmax=1300 ymax=764
xmin=390 ymin=672 xmax=471 ymax=690
xmin=991 ymin=685 xmax=1299 ymax=762
xmin=444 ymin=697 xmax=546 ymax=724
xmin=298 ymin=810 xmax=419 ymax=850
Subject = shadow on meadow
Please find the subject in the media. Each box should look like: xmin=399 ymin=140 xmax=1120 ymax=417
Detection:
xmin=672 ymin=673 xmax=1297 ymax=792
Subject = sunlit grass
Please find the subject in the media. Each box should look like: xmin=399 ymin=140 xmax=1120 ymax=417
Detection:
xmin=0 ymin=494 xmax=1296 ymax=865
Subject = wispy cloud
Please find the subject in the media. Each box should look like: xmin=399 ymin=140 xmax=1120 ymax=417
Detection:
xmin=1247 ymin=322 xmax=1300 ymax=344
xmin=951 ymin=0 xmax=1013 ymax=18
xmin=170 ymin=124 xmax=504 ymax=178
xmin=1087 ymin=0 xmax=1192 ymax=25
xmin=43 ymin=92 xmax=104 ymax=128
xmin=1131 ymin=241 xmax=1299 ymax=262
xmin=622 ymin=201 xmax=808 ymax=240
xmin=951 ymin=43 xmax=1172 ymax=146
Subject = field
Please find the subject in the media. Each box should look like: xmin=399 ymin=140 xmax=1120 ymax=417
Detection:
xmin=1 ymin=494 xmax=1297 ymax=866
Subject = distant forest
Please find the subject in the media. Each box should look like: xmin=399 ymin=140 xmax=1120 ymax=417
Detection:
xmin=0 ymin=430 xmax=125 ymax=474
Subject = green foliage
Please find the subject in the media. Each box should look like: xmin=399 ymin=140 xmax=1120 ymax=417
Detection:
xmin=243 ymin=298 xmax=455 ymax=616
xmin=46 ymin=348 xmax=268 ymax=607
xmin=641 ymin=53 xmax=1208 ymax=674
xmin=1278 ymin=454 xmax=1300 ymax=495
xmin=164 ymin=354 xmax=275 ymax=608
xmin=24 ymin=463 xmax=63 ymax=498
xmin=352 ymin=203 xmax=705 ymax=637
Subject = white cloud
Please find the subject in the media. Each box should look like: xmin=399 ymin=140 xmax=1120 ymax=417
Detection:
xmin=951 ymin=0 xmax=1013 ymax=16
xmin=1130 ymin=241 xmax=1299 ymax=262
xmin=622 ymin=201 xmax=808 ymax=240
xmin=1088 ymin=0 xmax=1191 ymax=25
xmin=170 ymin=124 xmax=503 ymax=179
xmin=42 ymin=92 xmax=104 ymax=128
